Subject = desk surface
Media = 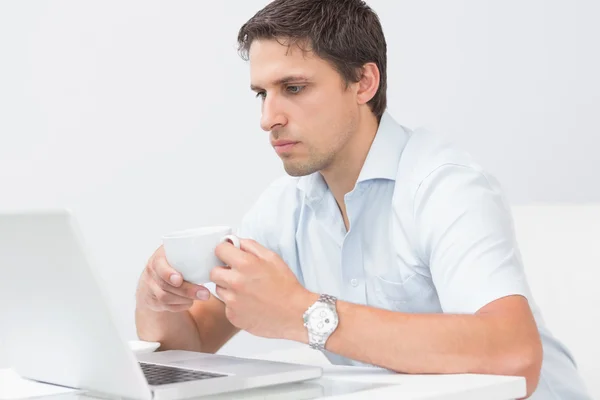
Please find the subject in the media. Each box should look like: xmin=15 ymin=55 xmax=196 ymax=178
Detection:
xmin=245 ymin=347 xmax=527 ymax=400
xmin=1 ymin=347 xmax=526 ymax=400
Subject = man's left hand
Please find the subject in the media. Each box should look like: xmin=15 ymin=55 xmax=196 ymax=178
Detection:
xmin=210 ymin=239 xmax=317 ymax=342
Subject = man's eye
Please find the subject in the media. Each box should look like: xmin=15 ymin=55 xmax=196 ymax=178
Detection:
xmin=286 ymin=85 xmax=304 ymax=94
xmin=255 ymin=91 xmax=266 ymax=99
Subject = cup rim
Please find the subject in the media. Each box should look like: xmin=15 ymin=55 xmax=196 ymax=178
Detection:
xmin=162 ymin=225 xmax=232 ymax=239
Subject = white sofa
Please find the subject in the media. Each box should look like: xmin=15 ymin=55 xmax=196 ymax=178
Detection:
xmin=0 ymin=340 xmax=4 ymax=368
xmin=511 ymin=204 xmax=599 ymax=397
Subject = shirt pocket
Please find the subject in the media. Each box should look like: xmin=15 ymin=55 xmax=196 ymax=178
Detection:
xmin=369 ymin=273 xmax=441 ymax=313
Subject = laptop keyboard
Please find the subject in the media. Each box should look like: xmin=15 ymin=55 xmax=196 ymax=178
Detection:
xmin=139 ymin=362 xmax=226 ymax=386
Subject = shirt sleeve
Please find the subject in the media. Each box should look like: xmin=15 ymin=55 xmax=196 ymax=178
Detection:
xmin=413 ymin=163 xmax=531 ymax=314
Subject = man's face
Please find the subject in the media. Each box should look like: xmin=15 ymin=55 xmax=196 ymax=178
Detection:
xmin=249 ymin=39 xmax=359 ymax=177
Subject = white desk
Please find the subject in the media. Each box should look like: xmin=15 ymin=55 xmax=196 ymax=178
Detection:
xmin=241 ymin=347 xmax=527 ymax=399
xmin=0 ymin=347 xmax=526 ymax=400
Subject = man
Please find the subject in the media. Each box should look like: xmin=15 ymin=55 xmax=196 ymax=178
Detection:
xmin=135 ymin=0 xmax=591 ymax=398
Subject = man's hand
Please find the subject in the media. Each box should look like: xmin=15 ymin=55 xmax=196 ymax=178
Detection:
xmin=136 ymin=245 xmax=212 ymax=313
xmin=210 ymin=239 xmax=316 ymax=340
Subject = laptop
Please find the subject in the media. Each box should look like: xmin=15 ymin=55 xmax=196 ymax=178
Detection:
xmin=0 ymin=210 xmax=322 ymax=399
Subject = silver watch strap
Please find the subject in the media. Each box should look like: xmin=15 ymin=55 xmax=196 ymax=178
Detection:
xmin=308 ymin=333 xmax=326 ymax=351
xmin=308 ymin=294 xmax=337 ymax=351
xmin=318 ymin=294 xmax=337 ymax=306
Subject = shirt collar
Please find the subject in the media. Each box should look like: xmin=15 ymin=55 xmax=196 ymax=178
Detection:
xmin=356 ymin=111 xmax=409 ymax=183
xmin=297 ymin=111 xmax=410 ymax=202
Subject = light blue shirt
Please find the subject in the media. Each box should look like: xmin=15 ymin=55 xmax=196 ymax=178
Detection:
xmin=237 ymin=112 xmax=591 ymax=399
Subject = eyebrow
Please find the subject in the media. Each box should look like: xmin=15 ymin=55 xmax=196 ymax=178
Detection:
xmin=250 ymin=75 xmax=311 ymax=91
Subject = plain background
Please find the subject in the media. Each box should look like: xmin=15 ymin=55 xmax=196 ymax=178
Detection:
xmin=0 ymin=0 xmax=598 ymax=379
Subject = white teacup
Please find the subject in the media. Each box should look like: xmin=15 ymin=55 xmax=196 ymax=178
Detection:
xmin=162 ymin=226 xmax=240 ymax=285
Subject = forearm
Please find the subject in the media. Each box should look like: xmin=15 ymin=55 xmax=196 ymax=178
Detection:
xmin=135 ymin=295 xmax=239 ymax=354
xmin=288 ymin=294 xmax=541 ymax=396
xmin=329 ymin=304 xmax=525 ymax=373
xmin=135 ymin=306 xmax=203 ymax=352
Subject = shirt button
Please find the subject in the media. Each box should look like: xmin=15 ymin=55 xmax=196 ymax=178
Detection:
xmin=350 ymin=279 xmax=359 ymax=287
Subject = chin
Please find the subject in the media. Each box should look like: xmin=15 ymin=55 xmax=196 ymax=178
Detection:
xmin=284 ymin=167 xmax=312 ymax=177
xmin=282 ymin=161 xmax=317 ymax=177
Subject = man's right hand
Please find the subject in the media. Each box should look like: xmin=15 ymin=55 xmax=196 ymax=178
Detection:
xmin=136 ymin=245 xmax=211 ymax=312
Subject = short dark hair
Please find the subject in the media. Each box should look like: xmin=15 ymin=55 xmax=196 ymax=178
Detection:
xmin=237 ymin=0 xmax=387 ymax=121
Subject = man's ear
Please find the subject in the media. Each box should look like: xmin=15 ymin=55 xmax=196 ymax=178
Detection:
xmin=356 ymin=63 xmax=380 ymax=105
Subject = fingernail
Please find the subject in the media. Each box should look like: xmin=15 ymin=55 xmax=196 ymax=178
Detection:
xmin=196 ymin=290 xmax=209 ymax=300
xmin=169 ymin=274 xmax=182 ymax=285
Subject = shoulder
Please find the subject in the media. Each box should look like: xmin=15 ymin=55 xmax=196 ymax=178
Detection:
xmin=395 ymin=127 xmax=502 ymax=203
xmin=251 ymin=174 xmax=303 ymax=214
xmin=237 ymin=175 xmax=303 ymax=242
xmin=391 ymin=127 xmax=510 ymax=254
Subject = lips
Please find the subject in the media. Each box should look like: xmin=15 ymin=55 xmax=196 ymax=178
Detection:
xmin=272 ymin=140 xmax=299 ymax=155
xmin=271 ymin=140 xmax=298 ymax=147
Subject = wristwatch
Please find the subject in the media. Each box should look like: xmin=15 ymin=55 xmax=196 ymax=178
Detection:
xmin=302 ymin=294 xmax=339 ymax=351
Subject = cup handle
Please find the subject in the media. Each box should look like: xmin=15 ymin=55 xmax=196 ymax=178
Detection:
xmin=220 ymin=234 xmax=241 ymax=249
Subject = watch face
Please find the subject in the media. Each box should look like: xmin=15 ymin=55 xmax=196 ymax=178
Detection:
xmin=308 ymin=306 xmax=338 ymax=335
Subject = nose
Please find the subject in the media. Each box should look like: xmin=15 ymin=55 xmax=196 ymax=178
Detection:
xmin=260 ymin=94 xmax=287 ymax=132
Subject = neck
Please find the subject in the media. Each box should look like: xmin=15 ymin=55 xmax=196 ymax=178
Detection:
xmin=320 ymin=109 xmax=379 ymax=229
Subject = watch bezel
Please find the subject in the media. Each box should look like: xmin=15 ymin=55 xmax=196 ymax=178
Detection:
xmin=304 ymin=304 xmax=339 ymax=336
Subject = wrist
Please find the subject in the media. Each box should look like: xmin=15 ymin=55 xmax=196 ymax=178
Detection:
xmin=285 ymin=289 xmax=319 ymax=343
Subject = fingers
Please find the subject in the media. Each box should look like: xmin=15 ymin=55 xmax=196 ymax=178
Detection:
xmin=210 ymin=266 xmax=238 ymax=290
xmin=142 ymin=238 xmax=271 ymax=314
xmin=214 ymin=240 xmax=256 ymax=269
xmin=239 ymin=239 xmax=271 ymax=259
xmin=140 ymin=277 xmax=194 ymax=312
xmin=151 ymin=250 xmax=209 ymax=298
xmin=138 ymin=247 xmax=213 ymax=314
xmin=215 ymin=285 xmax=234 ymax=304
xmin=143 ymin=270 xmax=211 ymax=312
xmin=153 ymin=254 xmax=184 ymax=288
xmin=149 ymin=265 xmax=210 ymax=300
xmin=148 ymin=280 xmax=194 ymax=306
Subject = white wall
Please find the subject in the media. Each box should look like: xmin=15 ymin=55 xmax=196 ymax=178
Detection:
xmin=0 ymin=0 xmax=598 ymax=385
